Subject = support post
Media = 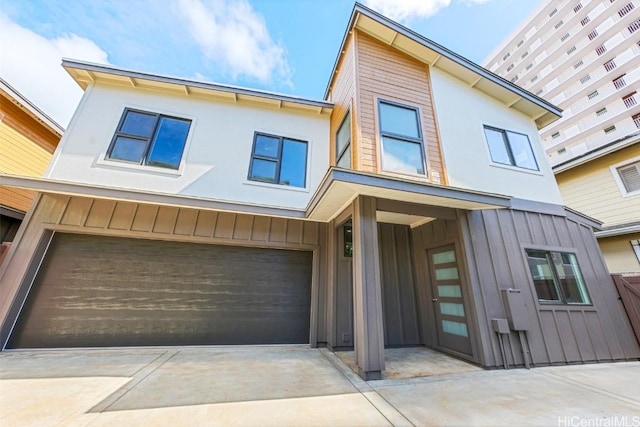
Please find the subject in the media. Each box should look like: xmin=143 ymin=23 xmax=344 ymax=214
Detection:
xmin=352 ymin=196 xmax=385 ymax=380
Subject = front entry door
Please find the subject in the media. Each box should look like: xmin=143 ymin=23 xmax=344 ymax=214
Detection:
xmin=428 ymin=245 xmax=472 ymax=355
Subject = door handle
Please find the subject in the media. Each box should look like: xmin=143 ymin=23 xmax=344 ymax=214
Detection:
xmin=432 ymin=298 xmax=438 ymax=302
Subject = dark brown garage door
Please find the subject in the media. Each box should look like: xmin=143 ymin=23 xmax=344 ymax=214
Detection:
xmin=8 ymin=233 xmax=313 ymax=348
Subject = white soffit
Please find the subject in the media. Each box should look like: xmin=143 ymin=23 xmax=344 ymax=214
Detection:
xmin=308 ymin=180 xmax=506 ymax=222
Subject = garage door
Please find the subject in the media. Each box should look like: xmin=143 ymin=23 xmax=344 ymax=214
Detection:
xmin=8 ymin=233 xmax=313 ymax=348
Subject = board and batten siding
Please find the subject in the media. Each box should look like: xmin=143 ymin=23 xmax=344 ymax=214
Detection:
xmin=459 ymin=208 xmax=640 ymax=368
xmin=0 ymin=121 xmax=55 ymax=212
xmin=0 ymin=193 xmax=328 ymax=348
xmin=354 ymin=31 xmax=445 ymax=183
xmin=555 ymin=144 xmax=640 ymax=228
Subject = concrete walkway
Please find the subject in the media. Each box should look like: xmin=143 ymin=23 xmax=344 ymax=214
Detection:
xmin=1 ymin=346 xmax=638 ymax=426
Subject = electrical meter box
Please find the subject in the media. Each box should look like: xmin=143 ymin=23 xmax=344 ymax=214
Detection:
xmin=501 ymin=288 xmax=529 ymax=331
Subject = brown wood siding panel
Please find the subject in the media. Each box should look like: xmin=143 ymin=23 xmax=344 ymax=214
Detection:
xmin=174 ymin=209 xmax=198 ymax=236
xmin=286 ymin=220 xmax=303 ymax=245
xmin=85 ymin=200 xmax=117 ymax=229
xmin=355 ymin=32 xmax=444 ymax=179
xmin=60 ymin=197 xmax=93 ymax=227
xmin=130 ymin=204 xmax=158 ymax=232
xmin=194 ymin=211 xmax=217 ymax=238
xmin=269 ymin=218 xmax=286 ymax=243
xmin=233 ymin=215 xmax=253 ymax=241
xmin=303 ymin=222 xmax=319 ymax=245
xmin=153 ymin=206 xmax=179 ymax=234
xmin=460 ymin=208 xmax=640 ymax=368
xmin=329 ymin=35 xmax=356 ymax=167
xmin=108 ymin=202 xmax=137 ymax=230
xmin=213 ymin=212 xmax=235 ymax=239
xmin=8 ymin=233 xmax=313 ymax=348
xmin=612 ymin=275 xmax=640 ymax=348
xmin=251 ymin=216 xmax=270 ymax=242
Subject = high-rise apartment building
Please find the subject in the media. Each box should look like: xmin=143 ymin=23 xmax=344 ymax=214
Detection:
xmin=485 ymin=0 xmax=640 ymax=273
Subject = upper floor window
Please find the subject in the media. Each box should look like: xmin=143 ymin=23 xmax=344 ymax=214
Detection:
xmin=526 ymin=250 xmax=591 ymax=305
xmin=107 ymin=109 xmax=191 ymax=170
xmin=378 ymin=100 xmax=425 ymax=175
xmin=248 ymin=133 xmax=307 ymax=188
xmin=483 ymin=126 xmax=538 ymax=171
xmin=336 ymin=111 xmax=351 ymax=169
xmin=617 ymin=160 xmax=640 ymax=194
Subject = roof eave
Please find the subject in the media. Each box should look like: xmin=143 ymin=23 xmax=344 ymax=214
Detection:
xmin=62 ymin=59 xmax=334 ymax=113
xmin=324 ymin=3 xmax=562 ymax=127
xmin=0 ymin=78 xmax=65 ymax=135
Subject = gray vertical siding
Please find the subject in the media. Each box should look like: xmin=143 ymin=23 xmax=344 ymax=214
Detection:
xmin=459 ymin=208 xmax=640 ymax=368
xmin=378 ymin=223 xmax=420 ymax=346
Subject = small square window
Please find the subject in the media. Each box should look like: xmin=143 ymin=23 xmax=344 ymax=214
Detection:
xmin=378 ymin=100 xmax=426 ymax=175
xmin=107 ymin=109 xmax=191 ymax=170
xmin=526 ymin=250 xmax=591 ymax=304
xmin=248 ymin=133 xmax=308 ymax=187
xmin=617 ymin=161 xmax=640 ymax=193
xmin=484 ymin=126 xmax=539 ymax=171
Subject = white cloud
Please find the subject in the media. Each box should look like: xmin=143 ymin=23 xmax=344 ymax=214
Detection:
xmin=0 ymin=14 xmax=109 ymax=127
xmin=363 ymin=0 xmax=452 ymax=21
xmin=460 ymin=0 xmax=493 ymax=4
xmin=364 ymin=0 xmax=496 ymax=22
xmin=176 ymin=0 xmax=291 ymax=86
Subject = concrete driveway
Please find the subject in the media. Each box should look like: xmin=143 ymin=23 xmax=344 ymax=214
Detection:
xmin=1 ymin=346 xmax=639 ymax=426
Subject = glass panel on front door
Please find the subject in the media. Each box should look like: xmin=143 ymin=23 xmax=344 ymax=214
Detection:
xmin=429 ymin=245 xmax=473 ymax=355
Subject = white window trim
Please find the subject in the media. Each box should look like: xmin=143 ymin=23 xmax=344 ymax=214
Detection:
xmin=610 ymin=155 xmax=640 ymax=197
xmin=95 ymin=103 xmax=198 ymax=177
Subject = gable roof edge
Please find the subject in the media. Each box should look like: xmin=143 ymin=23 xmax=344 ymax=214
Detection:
xmin=324 ymin=3 xmax=562 ymax=120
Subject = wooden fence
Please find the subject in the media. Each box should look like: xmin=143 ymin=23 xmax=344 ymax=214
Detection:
xmin=612 ymin=274 xmax=640 ymax=345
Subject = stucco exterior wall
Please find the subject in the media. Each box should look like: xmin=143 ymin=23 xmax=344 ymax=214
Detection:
xmin=46 ymin=83 xmax=330 ymax=210
xmin=429 ymin=68 xmax=564 ymax=205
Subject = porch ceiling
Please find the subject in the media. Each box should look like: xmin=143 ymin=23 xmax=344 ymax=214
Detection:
xmin=307 ymin=169 xmax=511 ymax=225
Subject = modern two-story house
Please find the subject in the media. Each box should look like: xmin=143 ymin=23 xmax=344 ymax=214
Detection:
xmin=1 ymin=4 xmax=638 ymax=380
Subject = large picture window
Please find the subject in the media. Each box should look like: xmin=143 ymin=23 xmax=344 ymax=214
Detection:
xmin=107 ymin=109 xmax=191 ymax=170
xmin=336 ymin=111 xmax=351 ymax=169
xmin=248 ymin=133 xmax=308 ymax=188
xmin=484 ymin=126 xmax=538 ymax=171
xmin=526 ymin=250 xmax=591 ymax=304
xmin=378 ymin=100 xmax=426 ymax=175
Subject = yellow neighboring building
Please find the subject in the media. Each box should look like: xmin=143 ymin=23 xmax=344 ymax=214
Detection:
xmin=554 ymin=136 xmax=640 ymax=274
xmin=0 ymin=79 xmax=63 ymax=248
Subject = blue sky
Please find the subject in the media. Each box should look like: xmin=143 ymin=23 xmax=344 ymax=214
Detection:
xmin=0 ymin=0 xmax=540 ymax=127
